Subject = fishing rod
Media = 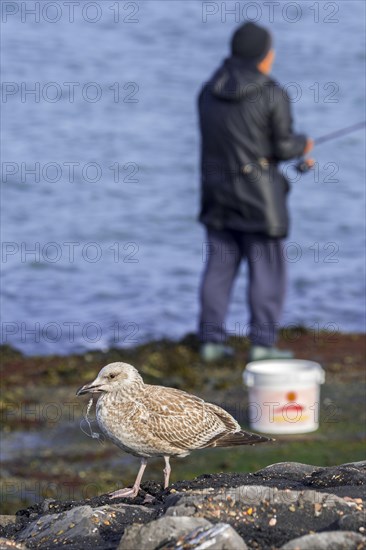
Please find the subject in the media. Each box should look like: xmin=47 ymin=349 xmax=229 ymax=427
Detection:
xmin=295 ymin=121 xmax=366 ymax=173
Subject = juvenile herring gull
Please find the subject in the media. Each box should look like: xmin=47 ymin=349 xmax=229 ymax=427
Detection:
xmin=76 ymin=362 xmax=270 ymax=498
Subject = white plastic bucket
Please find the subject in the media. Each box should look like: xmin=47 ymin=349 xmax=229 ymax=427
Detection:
xmin=243 ymin=360 xmax=325 ymax=434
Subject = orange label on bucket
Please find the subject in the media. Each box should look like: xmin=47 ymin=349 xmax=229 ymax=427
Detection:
xmin=247 ymin=385 xmax=320 ymax=433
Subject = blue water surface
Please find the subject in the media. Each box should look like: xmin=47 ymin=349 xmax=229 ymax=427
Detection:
xmin=1 ymin=1 xmax=365 ymax=354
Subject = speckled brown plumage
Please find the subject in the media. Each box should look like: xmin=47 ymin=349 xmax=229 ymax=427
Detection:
xmin=77 ymin=362 xmax=270 ymax=498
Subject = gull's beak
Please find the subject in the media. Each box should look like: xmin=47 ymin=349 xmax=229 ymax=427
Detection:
xmin=76 ymin=382 xmax=103 ymax=396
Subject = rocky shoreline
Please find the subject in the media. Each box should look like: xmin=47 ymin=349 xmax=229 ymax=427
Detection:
xmin=1 ymin=333 xmax=365 ymax=547
xmin=1 ymin=461 xmax=365 ymax=550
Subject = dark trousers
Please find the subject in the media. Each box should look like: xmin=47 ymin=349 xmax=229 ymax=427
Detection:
xmin=199 ymin=228 xmax=286 ymax=347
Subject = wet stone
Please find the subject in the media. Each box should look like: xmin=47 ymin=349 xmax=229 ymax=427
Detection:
xmin=118 ymin=516 xmax=247 ymax=550
xmin=280 ymin=531 xmax=366 ymax=549
xmin=306 ymin=463 xmax=366 ymax=489
xmin=162 ymin=522 xmax=247 ymax=550
xmin=254 ymin=462 xmax=324 ymax=481
xmin=119 ymin=516 xmax=211 ymax=550
xmin=16 ymin=503 xmax=155 ymax=549
xmin=2 ymin=462 xmax=365 ymax=550
xmin=162 ymin=486 xmax=360 ymax=550
xmin=338 ymin=510 xmax=366 ymax=532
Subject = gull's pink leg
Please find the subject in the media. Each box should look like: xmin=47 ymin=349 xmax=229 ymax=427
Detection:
xmin=109 ymin=458 xmax=147 ymax=499
xmin=163 ymin=456 xmax=171 ymax=489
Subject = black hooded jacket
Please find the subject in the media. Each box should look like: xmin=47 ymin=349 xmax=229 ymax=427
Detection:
xmin=198 ymin=57 xmax=307 ymax=238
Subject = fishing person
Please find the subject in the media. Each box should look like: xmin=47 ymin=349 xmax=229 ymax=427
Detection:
xmin=198 ymin=21 xmax=313 ymax=362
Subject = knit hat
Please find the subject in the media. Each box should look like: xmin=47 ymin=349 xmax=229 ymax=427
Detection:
xmin=231 ymin=22 xmax=272 ymax=62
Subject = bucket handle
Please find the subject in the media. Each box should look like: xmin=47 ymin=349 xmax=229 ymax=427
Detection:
xmin=318 ymin=370 xmax=326 ymax=384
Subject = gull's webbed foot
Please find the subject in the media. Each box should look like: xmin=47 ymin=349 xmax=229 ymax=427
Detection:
xmin=108 ymin=486 xmax=139 ymax=499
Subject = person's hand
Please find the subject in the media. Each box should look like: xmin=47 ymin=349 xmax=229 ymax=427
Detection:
xmin=303 ymin=138 xmax=314 ymax=155
xmin=296 ymin=157 xmax=315 ymax=173
xmin=304 ymin=158 xmax=315 ymax=169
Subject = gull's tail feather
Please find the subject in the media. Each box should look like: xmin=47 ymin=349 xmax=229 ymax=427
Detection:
xmin=209 ymin=430 xmax=273 ymax=448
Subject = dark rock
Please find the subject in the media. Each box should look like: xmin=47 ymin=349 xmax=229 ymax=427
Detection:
xmin=280 ymin=531 xmax=366 ymax=549
xmin=165 ymin=503 xmax=197 ymax=518
xmin=118 ymin=517 xmax=247 ymax=550
xmin=252 ymin=461 xmax=366 ymax=499
xmin=16 ymin=503 xmax=155 ymax=549
xmin=15 ymin=492 xmax=153 ymax=517
xmin=254 ymin=462 xmax=323 ymax=481
xmin=164 ymin=461 xmax=366 ymax=499
xmin=165 ymin=485 xmax=353 ymax=510
xmin=1 ymin=462 xmax=364 ymax=550
xmin=163 ymin=486 xmax=361 ymax=550
xmin=306 ymin=463 xmax=366 ymax=489
xmin=160 ymin=522 xmax=247 ymax=550
xmin=0 ymin=517 xmax=22 ymax=542
xmin=0 ymin=519 xmax=16 ymax=529
xmin=118 ymin=516 xmax=212 ymax=549
xmin=41 ymin=500 xmax=57 ymax=514
xmin=339 ymin=510 xmax=366 ymax=532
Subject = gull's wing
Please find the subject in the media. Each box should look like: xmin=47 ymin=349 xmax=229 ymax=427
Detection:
xmin=140 ymin=385 xmax=241 ymax=452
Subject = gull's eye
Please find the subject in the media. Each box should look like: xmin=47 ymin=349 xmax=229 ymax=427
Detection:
xmin=109 ymin=373 xmax=116 ymax=379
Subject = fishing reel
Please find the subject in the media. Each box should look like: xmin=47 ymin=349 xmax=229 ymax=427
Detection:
xmin=295 ymin=158 xmax=315 ymax=174
xmin=294 ymin=121 xmax=365 ymax=173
